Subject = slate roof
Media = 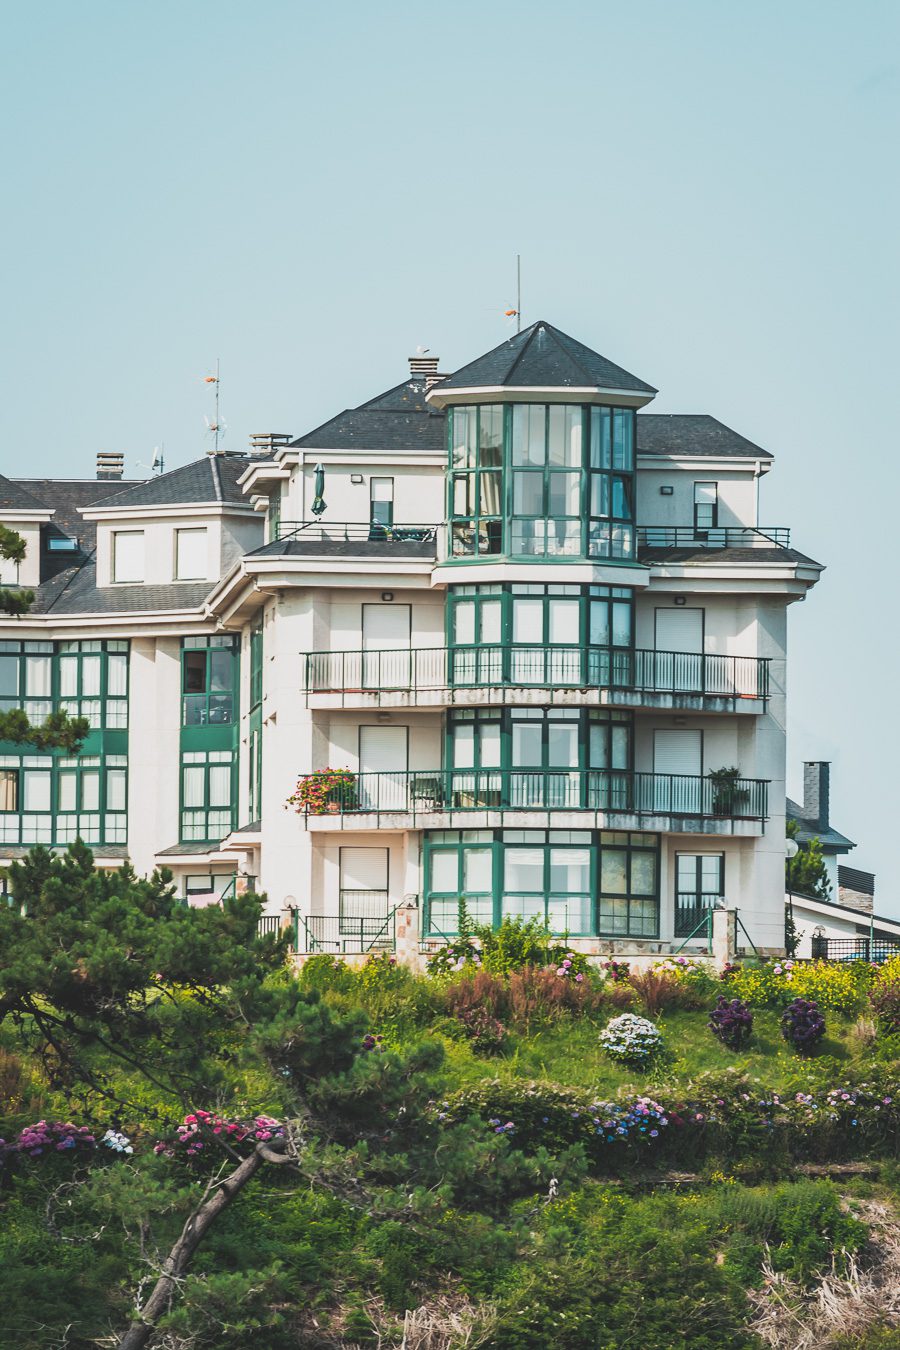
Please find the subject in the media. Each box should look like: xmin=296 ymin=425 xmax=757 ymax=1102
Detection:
xmin=435 ymin=321 xmax=657 ymax=395
xmin=0 ymin=474 xmax=54 ymax=513
xmin=29 ymin=559 xmax=213 ymax=615
xmin=637 ymin=414 xmax=773 ymax=460
xmin=13 ymin=478 xmax=145 ymax=580
xmin=786 ymin=796 xmax=856 ymax=852
xmin=638 ymin=546 xmax=820 ymax=567
xmin=92 ymin=455 xmax=254 ymax=509
xmin=290 ymin=380 xmax=446 ymax=453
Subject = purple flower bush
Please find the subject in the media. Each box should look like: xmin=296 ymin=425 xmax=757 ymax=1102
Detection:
xmin=153 ymin=1109 xmax=284 ymax=1160
xmin=0 ymin=1119 xmax=96 ymax=1158
xmin=781 ymin=997 xmax=826 ymax=1054
xmin=708 ymin=995 xmax=754 ymax=1050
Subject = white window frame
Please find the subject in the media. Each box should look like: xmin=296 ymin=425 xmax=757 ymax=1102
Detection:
xmin=174 ymin=527 xmax=208 ymax=581
xmin=112 ymin=531 xmax=144 ymax=584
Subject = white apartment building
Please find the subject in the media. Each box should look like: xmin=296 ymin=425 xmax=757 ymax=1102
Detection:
xmin=0 ymin=321 xmax=823 ymax=957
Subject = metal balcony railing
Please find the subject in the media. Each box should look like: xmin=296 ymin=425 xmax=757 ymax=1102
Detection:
xmin=809 ymin=936 xmax=900 ymax=963
xmin=637 ymin=525 xmax=791 ymax=549
xmin=294 ymin=910 xmax=398 ymax=955
xmin=306 ymin=768 xmax=768 ymax=821
xmin=305 ymin=645 xmax=770 ymax=700
xmin=275 ymin=520 xmax=438 ymax=544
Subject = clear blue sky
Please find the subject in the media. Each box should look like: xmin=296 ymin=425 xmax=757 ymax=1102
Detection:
xmin=2 ymin=1 xmax=898 ymax=906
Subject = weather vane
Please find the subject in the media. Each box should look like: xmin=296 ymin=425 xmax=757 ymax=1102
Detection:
xmin=204 ymin=359 xmax=225 ymax=452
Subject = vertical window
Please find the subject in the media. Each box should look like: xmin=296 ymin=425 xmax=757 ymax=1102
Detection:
xmin=694 ymin=482 xmax=718 ymax=534
xmin=181 ymin=749 xmax=235 ymax=841
xmin=424 ymin=830 xmax=496 ymax=932
xmin=598 ymin=831 xmax=659 ymax=937
xmin=112 ymin=531 xmax=144 ymax=583
xmin=510 ymin=405 xmax=582 ymax=557
xmin=175 ymin=528 xmax=207 ymax=581
xmin=675 ymin=854 xmax=724 ymax=936
xmin=369 ymin=478 xmax=394 ymax=529
xmin=249 ymin=624 xmax=263 ymax=710
xmin=181 ymin=637 xmax=238 ymax=726
xmin=588 ymin=407 xmax=635 ymax=559
xmin=450 ymin=405 xmax=503 ymax=557
xmin=58 ymin=640 xmax=128 ymax=729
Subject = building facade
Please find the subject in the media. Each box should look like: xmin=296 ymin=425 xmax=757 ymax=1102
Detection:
xmin=0 ymin=322 xmax=823 ymax=956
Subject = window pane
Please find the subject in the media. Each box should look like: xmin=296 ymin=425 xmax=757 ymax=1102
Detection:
xmin=451 ymin=408 xmax=474 ymax=468
xmin=183 ymin=651 xmax=207 ymax=695
xmin=611 ymin=724 xmax=630 ymax=769
xmin=591 ymin=474 xmax=610 ymax=517
xmin=513 ymin=598 xmax=543 ymax=643
xmin=113 ymin=532 xmax=144 ymax=583
xmin=513 ymin=472 xmax=544 ymax=516
xmin=183 ymin=766 xmax=205 ymax=807
xmin=631 ymin=851 xmax=657 ymax=895
xmin=591 ymin=407 xmax=611 ymax=468
xmin=107 ymin=768 xmax=127 ymax=811
xmin=454 ymin=601 xmax=475 ymax=645
xmin=548 ymin=725 xmax=578 ymax=767
xmin=463 ymin=846 xmax=492 ymax=892
xmin=480 ymin=600 xmax=502 ymax=644
xmin=58 ymin=657 xmax=78 ymax=697
xmin=452 ymin=725 xmax=475 ymax=769
xmin=25 ymin=656 xmax=52 ymax=697
xmin=601 ymin=848 xmax=627 ymax=894
xmin=209 ymin=765 xmax=231 ymax=806
xmin=479 ymin=406 xmax=503 ymax=463
xmin=479 ymin=723 xmax=501 ymax=768
xmin=511 ymin=723 xmax=542 ymax=767
xmin=550 ymin=847 xmax=590 ymax=892
xmin=504 ymin=847 xmax=543 ymax=891
xmin=23 ymin=771 xmax=51 ymax=812
xmin=612 ymin=477 xmax=632 ymax=519
xmin=107 ymin=654 xmax=128 ymax=697
xmin=479 ymin=470 xmax=502 ymax=515
xmin=209 ymin=650 xmax=233 ymax=692
xmin=589 ymin=601 xmax=610 ymax=647
xmin=0 ymin=769 xmax=18 ymax=811
xmin=82 ymin=655 xmax=101 ymax=696
xmin=612 ymin=411 xmax=633 ymax=469
xmin=58 ymin=773 xmax=77 ymax=811
xmin=612 ymin=601 xmax=631 ymax=647
xmin=512 ymin=405 xmax=545 ymax=465
xmin=549 ymin=600 xmax=579 ymax=645
xmin=549 ymin=471 xmax=580 ymax=516
xmin=430 ymin=850 xmax=458 ymax=893
xmin=176 ymin=529 xmax=207 ymax=581
xmin=81 ymin=772 xmax=100 ymax=811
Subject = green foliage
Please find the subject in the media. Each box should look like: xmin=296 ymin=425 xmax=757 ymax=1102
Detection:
xmin=787 ymin=819 xmax=832 ymax=899
xmin=726 ymin=959 xmax=870 ymax=1013
xmin=473 ymin=916 xmax=556 ymax=974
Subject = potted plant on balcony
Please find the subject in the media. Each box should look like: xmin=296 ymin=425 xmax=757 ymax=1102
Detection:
xmin=286 ymin=768 xmax=358 ymax=815
xmin=410 ymin=774 xmax=444 ymax=810
xmin=708 ymin=766 xmax=750 ymax=817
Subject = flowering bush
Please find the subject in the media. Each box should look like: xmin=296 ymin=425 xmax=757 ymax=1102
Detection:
xmin=153 ymin=1109 xmax=284 ymax=1160
xmin=602 ymin=959 xmax=630 ymax=983
xmin=708 ymin=995 xmax=754 ymax=1050
xmin=457 ymin=1007 xmax=509 ymax=1055
xmin=781 ymin=998 xmax=826 ymax=1054
xmin=869 ymin=976 xmax=900 ymax=1035
xmin=425 ymin=933 xmax=482 ymax=975
xmin=1 ymin=1119 xmax=97 ymax=1158
xmin=285 ymin=767 xmax=357 ymax=814
xmin=599 ymin=1013 xmax=663 ymax=1066
xmin=727 ymin=959 xmax=869 ymax=1013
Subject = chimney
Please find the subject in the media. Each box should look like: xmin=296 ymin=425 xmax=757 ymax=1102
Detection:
xmin=249 ymin=433 xmax=292 ymax=458
xmin=803 ymin=761 xmax=830 ymax=831
xmin=96 ymin=452 xmax=125 ymax=481
xmin=408 ymin=354 xmax=445 ymax=389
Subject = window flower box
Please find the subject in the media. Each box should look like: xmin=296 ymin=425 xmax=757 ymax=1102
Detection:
xmin=286 ymin=768 xmax=357 ymax=815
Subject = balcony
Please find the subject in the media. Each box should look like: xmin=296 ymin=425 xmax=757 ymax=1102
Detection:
xmin=269 ymin=521 xmax=439 ymax=559
xmin=637 ymin=525 xmax=790 ymax=552
xmin=303 ymin=767 xmax=768 ymax=836
xmin=304 ymin=645 xmax=769 ymax=713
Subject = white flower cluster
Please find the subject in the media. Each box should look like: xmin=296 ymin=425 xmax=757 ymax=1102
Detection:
xmin=599 ymin=1013 xmax=663 ymax=1065
xmin=101 ymin=1129 xmax=134 ymax=1154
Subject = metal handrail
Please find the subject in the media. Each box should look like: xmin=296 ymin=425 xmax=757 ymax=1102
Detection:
xmin=293 ymin=905 xmax=401 ymax=955
xmin=303 ymin=768 xmax=769 ymax=821
xmin=275 ymin=520 xmax=439 ymax=543
xmin=673 ymin=910 xmax=714 ymax=954
xmin=305 ymin=645 xmax=770 ymax=700
xmin=637 ymin=525 xmax=790 ymax=549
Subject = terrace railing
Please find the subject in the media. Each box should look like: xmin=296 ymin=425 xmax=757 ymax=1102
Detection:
xmin=275 ymin=520 xmax=438 ymax=544
xmin=637 ymin=525 xmax=790 ymax=550
xmin=308 ymin=768 xmax=768 ymax=821
xmin=809 ymin=935 xmax=900 ymax=963
xmin=306 ymin=645 xmax=769 ymax=701
xmin=294 ymin=909 xmax=398 ymax=955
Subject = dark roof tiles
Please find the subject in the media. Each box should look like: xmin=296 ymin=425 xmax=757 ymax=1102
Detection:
xmin=0 ymin=474 xmax=53 ymax=513
xmin=290 ymin=381 xmax=446 ymax=453
xmin=95 ymin=455 xmax=253 ymax=509
xmin=435 ymin=320 xmax=656 ymax=394
xmin=637 ymin=414 xmax=773 ymax=460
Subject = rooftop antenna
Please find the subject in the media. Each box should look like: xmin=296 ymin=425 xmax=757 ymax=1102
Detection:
xmin=204 ymin=360 xmax=221 ymax=452
xmin=135 ymin=444 xmax=165 ymax=476
xmin=504 ymin=255 xmax=522 ymax=332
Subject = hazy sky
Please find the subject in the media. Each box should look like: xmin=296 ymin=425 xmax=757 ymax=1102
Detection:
xmin=2 ymin=1 xmax=898 ymax=906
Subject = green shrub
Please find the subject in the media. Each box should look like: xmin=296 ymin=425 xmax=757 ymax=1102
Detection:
xmin=297 ymin=953 xmax=357 ymax=995
xmin=727 ymin=959 xmax=869 ymax=1013
xmin=473 ymin=916 xmax=555 ymax=974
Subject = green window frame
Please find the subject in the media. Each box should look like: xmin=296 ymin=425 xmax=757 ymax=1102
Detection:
xmin=58 ymin=639 xmax=129 ymax=729
xmin=267 ymin=489 xmax=281 ymax=542
xmin=181 ymin=636 xmax=238 ymax=728
xmin=0 ymin=751 xmax=126 ymax=847
xmin=447 ymin=403 xmax=636 ymax=562
xmin=0 ymin=641 xmax=54 ymax=725
xmin=249 ymin=623 xmax=263 ymax=712
xmin=446 ymin=583 xmax=635 ymax=687
xmin=423 ymin=828 xmax=659 ymax=938
xmin=598 ymin=830 xmax=660 ymax=937
xmin=180 ymin=748 xmax=236 ymax=843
